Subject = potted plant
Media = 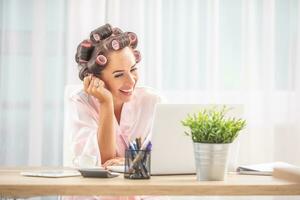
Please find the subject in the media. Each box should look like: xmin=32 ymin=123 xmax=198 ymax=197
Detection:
xmin=182 ymin=106 xmax=246 ymax=181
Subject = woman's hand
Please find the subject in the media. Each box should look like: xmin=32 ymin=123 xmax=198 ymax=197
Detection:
xmin=102 ymin=157 xmax=125 ymax=168
xmin=83 ymin=74 xmax=113 ymax=104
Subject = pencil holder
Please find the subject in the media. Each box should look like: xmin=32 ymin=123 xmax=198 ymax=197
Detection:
xmin=124 ymin=149 xmax=151 ymax=179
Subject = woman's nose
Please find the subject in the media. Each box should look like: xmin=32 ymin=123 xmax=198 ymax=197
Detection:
xmin=125 ymin=73 xmax=136 ymax=86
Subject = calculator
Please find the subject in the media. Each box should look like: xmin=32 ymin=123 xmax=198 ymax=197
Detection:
xmin=78 ymin=168 xmax=120 ymax=178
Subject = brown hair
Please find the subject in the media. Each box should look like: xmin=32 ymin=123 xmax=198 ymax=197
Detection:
xmin=75 ymin=24 xmax=141 ymax=81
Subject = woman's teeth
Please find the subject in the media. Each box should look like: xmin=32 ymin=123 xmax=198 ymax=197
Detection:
xmin=120 ymin=89 xmax=133 ymax=92
xmin=119 ymin=88 xmax=133 ymax=95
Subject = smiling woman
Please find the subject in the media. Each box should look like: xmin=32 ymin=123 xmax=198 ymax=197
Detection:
xmin=69 ymin=24 xmax=162 ymax=171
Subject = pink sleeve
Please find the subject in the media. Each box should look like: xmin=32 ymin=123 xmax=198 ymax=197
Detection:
xmin=69 ymin=97 xmax=101 ymax=167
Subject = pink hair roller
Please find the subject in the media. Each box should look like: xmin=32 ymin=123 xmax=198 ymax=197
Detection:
xmin=76 ymin=39 xmax=94 ymax=63
xmin=128 ymin=32 xmax=138 ymax=48
xmin=90 ymin=24 xmax=113 ymax=43
xmin=133 ymin=50 xmax=141 ymax=63
xmin=79 ymin=59 xmax=88 ymax=63
xmin=111 ymin=40 xmax=120 ymax=50
xmin=81 ymin=40 xmax=92 ymax=48
xmin=96 ymin=55 xmax=107 ymax=66
xmin=92 ymin=33 xmax=101 ymax=42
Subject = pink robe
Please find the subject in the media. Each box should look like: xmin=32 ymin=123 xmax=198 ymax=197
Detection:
xmin=67 ymin=86 xmax=167 ymax=200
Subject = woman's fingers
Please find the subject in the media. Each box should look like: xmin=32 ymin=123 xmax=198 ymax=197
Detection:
xmin=115 ymin=157 xmax=125 ymax=165
xmin=93 ymin=77 xmax=105 ymax=89
xmin=83 ymin=74 xmax=92 ymax=93
xmin=87 ymin=76 xmax=95 ymax=94
xmin=83 ymin=75 xmax=113 ymax=103
xmin=102 ymin=157 xmax=125 ymax=168
xmin=99 ymin=79 xmax=105 ymax=88
xmin=104 ymin=159 xmax=116 ymax=168
xmin=92 ymin=78 xmax=102 ymax=94
xmin=103 ymin=159 xmax=114 ymax=168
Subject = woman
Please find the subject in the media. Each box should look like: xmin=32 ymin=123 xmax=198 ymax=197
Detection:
xmin=70 ymin=23 xmax=162 ymax=170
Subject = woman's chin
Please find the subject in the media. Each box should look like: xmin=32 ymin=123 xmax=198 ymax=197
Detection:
xmin=117 ymin=90 xmax=134 ymax=102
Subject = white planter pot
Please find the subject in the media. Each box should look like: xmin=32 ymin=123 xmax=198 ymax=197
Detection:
xmin=193 ymin=142 xmax=230 ymax=181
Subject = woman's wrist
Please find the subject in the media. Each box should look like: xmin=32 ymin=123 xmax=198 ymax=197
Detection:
xmin=99 ymin=100 xmax=114 ymax=110
xmin=96 ymin=91 xmax=113 ymax=106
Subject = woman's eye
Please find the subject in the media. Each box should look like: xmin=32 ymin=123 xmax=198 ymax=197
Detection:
xmin=130 ymin=67 xmax=138 ymax=72
xmin=114 ymin=73 xmax=123 ymax=78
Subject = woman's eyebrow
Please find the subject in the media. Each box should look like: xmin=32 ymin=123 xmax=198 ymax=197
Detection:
xmin=112 ymin=63 xmax=137 ymax=74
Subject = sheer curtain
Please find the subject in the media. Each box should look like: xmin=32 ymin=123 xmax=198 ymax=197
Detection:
xmin=0 ymin=0 xmax=66 ymax=165
xmin=1 ymin=0 xmax=299 ymax=170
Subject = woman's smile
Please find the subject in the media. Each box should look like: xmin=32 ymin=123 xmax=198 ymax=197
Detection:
xmin=119 ymin=87 xmax=134 ymax=96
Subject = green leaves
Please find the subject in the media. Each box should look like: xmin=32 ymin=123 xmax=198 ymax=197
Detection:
xmin=181 ymin=106 xmax=246 ymax=144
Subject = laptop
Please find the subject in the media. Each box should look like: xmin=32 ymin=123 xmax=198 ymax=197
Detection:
xmin=107 ymin=104 xmax=243 ymax=175
xmin=150 ymin=104 xmax=243 ymax=175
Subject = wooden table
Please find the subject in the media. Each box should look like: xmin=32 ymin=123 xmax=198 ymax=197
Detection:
xmin=1 ymin=167 xmax=300 ymax=198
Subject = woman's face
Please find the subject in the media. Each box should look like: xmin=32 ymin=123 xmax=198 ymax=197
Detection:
xmin=100 ymin=47 xmax=138 ymax=103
